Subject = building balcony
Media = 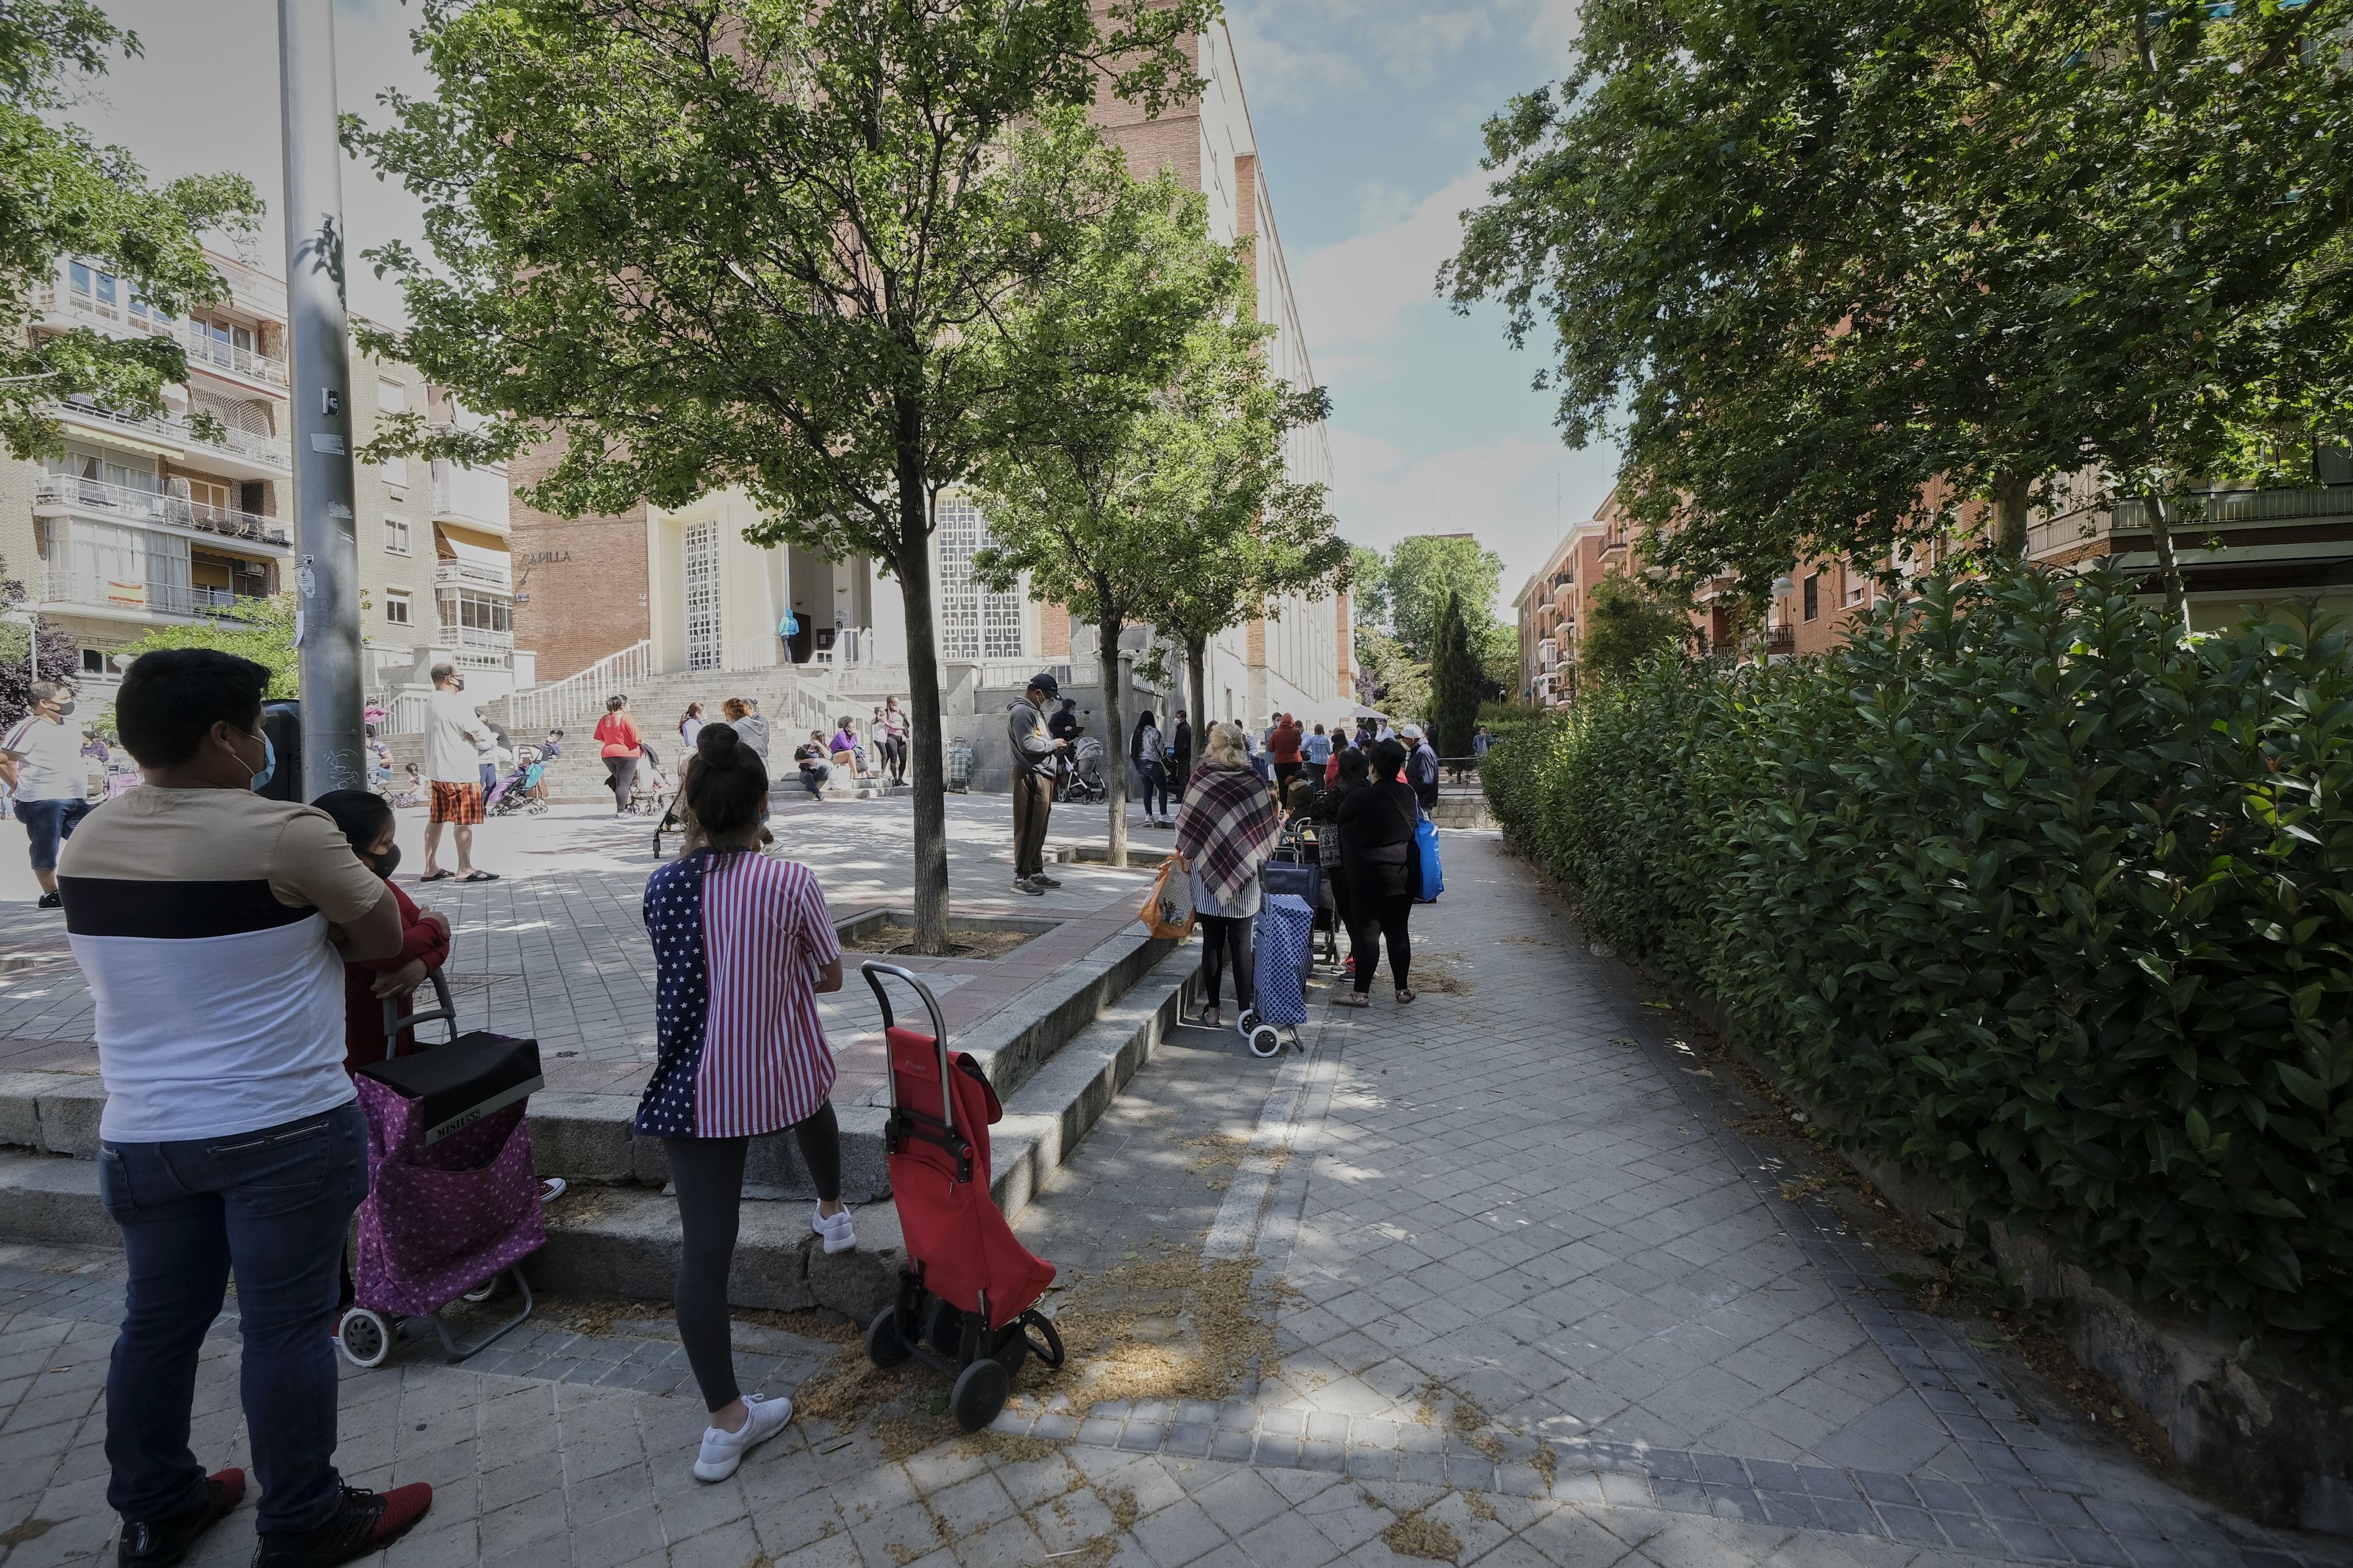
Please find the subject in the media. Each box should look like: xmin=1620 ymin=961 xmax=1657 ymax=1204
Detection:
xmin=1765 ymin=626 xmax=1796 ymax=657
xmin=1601 ymin=535 xmax=1628 ymax=556
xmin=49 ymin=399 xmax=290 ymax=478
xmin=38 ymin=570 xmax=268 ymax=624
xmin=435 ymin=556 xmax=513 ymax=593
xmin=453 ymin=625 xmax=515 ymax=656
xmin=33 ymin=476 xmax=291 ymax=552
xmin=33 ymin=283 xmax=288 ymax=393
xmin=430 ymin=458 xmax=510 ymax=535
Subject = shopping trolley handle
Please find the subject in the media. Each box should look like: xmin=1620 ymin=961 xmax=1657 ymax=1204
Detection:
xmin=861 ymin=960 xmax=954 ymax=1133
xmin=380 ymin=967 xmax=459 ymax=1061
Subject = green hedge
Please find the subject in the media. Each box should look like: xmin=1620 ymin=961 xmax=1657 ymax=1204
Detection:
xmin=1487 ymin=565 xmax=2352 ymax=1363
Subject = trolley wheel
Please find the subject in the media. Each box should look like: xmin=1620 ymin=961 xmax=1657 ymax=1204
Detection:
xmin=990 ymin=1324 xmax=1031 ymax=1379
xmin=866 ymin=1306 xmax=913 ymax=1370
xmin=949 ymin=1356 xmax=1010 ymax=1432
xmin=461 ymin=1277 xmax=499 ymax=1305
xmin=1018 ymin=1309 xmax=1066 ymax=1370
xmin=926 ymin=1299 xmax=965 ymax=1358
xmin=338 ymin=1308 xmax=393 ymax=1370
xmin=1235 ymin=1008 xmax=1261 ymax=1034
xmin=1244 ymin=1023 xmax=1284 ymax=1059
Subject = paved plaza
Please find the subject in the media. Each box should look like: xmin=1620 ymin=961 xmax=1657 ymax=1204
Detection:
xmin=0 ymin=817 xmax=2341 ymax=1567
xmin=0 ymin=793 xmax=1166 ymax=1104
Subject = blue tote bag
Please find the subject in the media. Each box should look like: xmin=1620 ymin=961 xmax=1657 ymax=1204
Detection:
xmin=1413 ymin=813 xmax=1443 ymax=903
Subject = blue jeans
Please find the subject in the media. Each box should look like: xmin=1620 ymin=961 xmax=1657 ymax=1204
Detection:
xmin=99 ymin=1103 xmax=369 ymax=1534
xmin=15 ymin=795 xmax=90 ymax=871
xmin=1136 ymin=759 xmax=1170 ymax=818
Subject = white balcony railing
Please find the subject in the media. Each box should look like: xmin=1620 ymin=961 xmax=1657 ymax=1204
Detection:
xmin=429 ymin=458 xmax=510 ymax=532
xmin=34 ymin=283 xmax=288 ymax=390
xmin=454 ymin=625 xmax=515 ymax=653
xmin=2029 ymin=483 xmax=2353 ymax=560
xmin=33 ymin=475 xmax=290 ymax=549
xmin=49 ymin=400 xmax=290 ymax=472
xmin=434 ymin=557 xmax=513 ymax=593
xmin=39 ymin=570 xmax=266 ymax=620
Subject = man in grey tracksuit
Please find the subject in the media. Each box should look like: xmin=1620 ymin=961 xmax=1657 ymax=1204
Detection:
xmin=1008 ymin=673 xmax=1067 ymax=895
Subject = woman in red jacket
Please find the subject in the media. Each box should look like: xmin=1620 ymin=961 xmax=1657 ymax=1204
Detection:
xmin=312 ymin=791 xmax=451 ymax=1074
xmin=596 ymin=695 xmax=644 ymax=816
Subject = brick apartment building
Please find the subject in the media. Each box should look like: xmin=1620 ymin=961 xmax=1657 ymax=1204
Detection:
xmin=508 ymin=15 xmax=1350 ymax=738
xmin=1518 ymin=451 xmax=2353 ymax=704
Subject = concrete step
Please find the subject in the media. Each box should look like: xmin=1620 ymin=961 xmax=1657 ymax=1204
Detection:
xmin=0 ymin=948 xmax=1199 ymax=1320
xmin=0 ymin=920 xmax=1171 ymax=1195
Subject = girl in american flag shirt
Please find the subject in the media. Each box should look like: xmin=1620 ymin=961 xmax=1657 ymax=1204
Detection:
xmin=635 ymin=723 xmax=854 ymax=1482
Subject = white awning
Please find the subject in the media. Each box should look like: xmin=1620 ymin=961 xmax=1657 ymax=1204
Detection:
xmin=441 ymin=536 xmax=506 ymax=571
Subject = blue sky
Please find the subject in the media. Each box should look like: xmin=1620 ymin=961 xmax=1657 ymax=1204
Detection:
xmin=1227 ymin=0 xmax=1624 ymax=606
xmin=92 ymin=0 xmax=1618 ymax=613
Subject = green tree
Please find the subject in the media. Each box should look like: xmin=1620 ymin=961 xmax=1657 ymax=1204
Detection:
xmin=1352 ymin=627 xmax=1427 ymax=726
xmin=1579 ymin=573 xmax=1683 ymax=687
xmin=0 ymin=0 xmax=260 ymax=460
xmin=1446 ymin=0 xmax=2353 ymax=613
xmin=1129 ymin=319 xmax=1346 ymax=745
xmin=971 ymin=166 xmax=1247 ymax=867
xmin=352 ymin=0 xmax=1210 ymax=953
xmin=115 ymin=594 xmax=299 ymax=699
xmin=1376 ymin=534 xmax=1505 ymax=664
xmin=1427 ymin=591 xmax=1482 ymax=757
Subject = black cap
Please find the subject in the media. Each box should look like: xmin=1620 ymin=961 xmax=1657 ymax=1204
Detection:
xmin=1029 ymin=671 xmax=1060 ymax=696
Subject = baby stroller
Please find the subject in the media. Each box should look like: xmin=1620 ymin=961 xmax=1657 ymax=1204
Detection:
xmin=338 ymin=970 xmax=549 ymax=1370
xmin=1235 ymin=892 xmax=1315 ymax=1059
xmin=860 ymin=962 xmax=1065 ymax=1430
xmin=1064 ymin=736 xmax=1108 ymax=805
xmin=629 ymin=742 xmax=673 ymax=817
xmin=485 ymin=747 xmax=549 ymax=818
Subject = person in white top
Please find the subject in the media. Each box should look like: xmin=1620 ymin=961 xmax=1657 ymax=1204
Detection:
xmin=421 ymin=664 xmax=496 ymax=882
xmin=1 ymin=681 xmax=93 ymax=909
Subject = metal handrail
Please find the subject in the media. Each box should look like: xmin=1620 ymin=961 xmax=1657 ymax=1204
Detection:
xmin=499 ymin=639 xmax=653 ymax=733
xmin=48 ymin=400 xmax=291 ymax=469
xmin=35 ymin=284 xmax=288 ymax=388
xmin=39 ymin=570 xmax=264 ymax=618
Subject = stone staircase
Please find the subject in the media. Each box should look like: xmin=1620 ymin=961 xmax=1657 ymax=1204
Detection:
xmin=0 ymin=924 xmax=1193 ymax=1323
xmin=499 ymin=662 xmax=909 ymax=804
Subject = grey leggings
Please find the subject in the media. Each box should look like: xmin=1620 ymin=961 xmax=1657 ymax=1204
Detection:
xmin=663 ymin=1104 xmax=841 ymax=1411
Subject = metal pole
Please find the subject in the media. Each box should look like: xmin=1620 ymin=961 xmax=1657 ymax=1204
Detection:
xmin=279 ymin=0 xmax=363 ymax=794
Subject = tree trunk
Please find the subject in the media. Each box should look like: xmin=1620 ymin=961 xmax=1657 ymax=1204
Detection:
xmin=2146 ymin=491 xmax=2190 ymax=641
xmin=1186 ymin=634 xmax=1208 ymax=767
xmin=1098 ymin=617 xmax=1127 ymax=870
xmin=893 ymin=418 xmax=951 ymax=956
xmin=1991 ymin=470 xmax=2031 ymax=556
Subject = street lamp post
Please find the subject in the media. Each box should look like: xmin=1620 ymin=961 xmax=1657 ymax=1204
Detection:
xmin=278 ymin=0 xmax=365 ymax=794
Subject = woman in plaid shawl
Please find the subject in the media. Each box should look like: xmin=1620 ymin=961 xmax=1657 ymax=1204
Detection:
xmin=1174 ymin=722 xmax=1281 ymax=1028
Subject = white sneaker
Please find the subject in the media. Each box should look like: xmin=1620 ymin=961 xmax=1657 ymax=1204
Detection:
xmin=693 ymin=1393 xmax=793 ymax=1482
xmin=813 ymin=1204 xmax=855 ymax=1255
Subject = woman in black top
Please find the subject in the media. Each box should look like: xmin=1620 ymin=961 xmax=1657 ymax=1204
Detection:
xmin=1333 ymin=737 xmax=1418 ymax=1006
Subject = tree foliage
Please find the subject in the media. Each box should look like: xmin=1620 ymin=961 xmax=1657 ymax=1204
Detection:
xmin=1486 ymin=563 xmax=2353 ymax=1367
xmin=1364 ymin=534 xmax=1505 ymax=665
xmin=115 ymin=593 xmax=299 ymax=701
xmin=1427 ymin=591 xmax=1482 ymax=756
xmin=971 ymin=166 xmax=1249 ymax=864
xmin=1579 ymin=572 xmax=1685 ymax=687
xmin=351 ymin=0 xmax=1210 ymax=949
xmin=0 ymin=0 xmax=260 ymax=461
xmin=1446 ymin=0 xmax=2353 ymax=608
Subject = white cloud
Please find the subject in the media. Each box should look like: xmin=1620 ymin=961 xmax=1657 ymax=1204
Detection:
xmin=1225 ymin=0 xmax=1535 ymax=110
xmin=1527 ymin=0 xmax=1585 ymax=61
xmin=1295 ymin=168 xmax=1497 ymax=361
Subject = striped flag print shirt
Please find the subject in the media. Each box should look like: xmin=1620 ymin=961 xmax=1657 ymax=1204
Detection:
xmin=635 ymin=848 xmax=841 ymax=1139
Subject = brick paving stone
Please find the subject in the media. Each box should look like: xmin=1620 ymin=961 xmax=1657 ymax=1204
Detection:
xmin=1 ymin=831 xmax=2347 ymax=1567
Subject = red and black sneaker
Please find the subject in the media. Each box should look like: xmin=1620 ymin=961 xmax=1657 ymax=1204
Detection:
xmin=119 ymin=1468 xmax=245 ymax=1567
xmin=249 ymin=1483 xmax=432 ymax=1568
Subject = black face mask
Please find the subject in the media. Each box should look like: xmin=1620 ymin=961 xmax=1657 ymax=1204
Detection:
xmin=370 ymin=845 xmax=401 ymax=878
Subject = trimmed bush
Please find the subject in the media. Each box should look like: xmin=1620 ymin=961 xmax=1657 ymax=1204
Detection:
xmin=1487 ymin=565 xmax=2352 ymax=1364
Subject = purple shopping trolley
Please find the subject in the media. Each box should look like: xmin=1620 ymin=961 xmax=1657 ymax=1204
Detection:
xmin=339 ymin=970 xmax=548 ymax=1369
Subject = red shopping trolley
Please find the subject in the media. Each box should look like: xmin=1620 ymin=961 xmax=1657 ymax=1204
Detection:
xmin=860 ymin=962 xmax=1064 ymax=1430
